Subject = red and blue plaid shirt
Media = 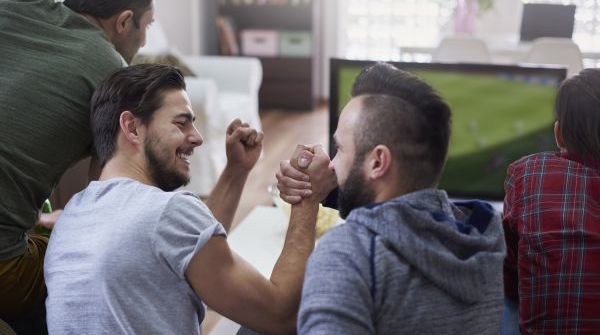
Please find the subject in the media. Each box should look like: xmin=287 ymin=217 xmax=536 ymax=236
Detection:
xmin=503 ymin=151 xmax=600 ymax=334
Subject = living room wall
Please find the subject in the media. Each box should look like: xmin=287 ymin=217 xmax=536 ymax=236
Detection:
xmin=155 ymin=0 xmax=523 ymax=99
xmin=154 ymin=0 xmax=217 ymax=55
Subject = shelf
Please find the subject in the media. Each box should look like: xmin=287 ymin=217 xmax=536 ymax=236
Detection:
xmin=218 ymin=0 xmax=317 ymax=110
xmin=220 ymin=4 xmax=311 ymax=30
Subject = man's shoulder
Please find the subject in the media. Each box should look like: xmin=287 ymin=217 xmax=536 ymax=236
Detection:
xmin=75 ymin=36 xmax=123 ymax=73
xmin=163 ymin=191 xmax=209 ymax=213
xmin=510 ymin=151 xmax=562 ymax=168
xmin=116 ymin=185 xmax=207 ymax=217
xmin=319 ymin=221 xmax=368 ymax=243
xmin=508 ymin=151 xmax=566 ymax=177
xmin=311 ymin=223 xmax=372 ymax=263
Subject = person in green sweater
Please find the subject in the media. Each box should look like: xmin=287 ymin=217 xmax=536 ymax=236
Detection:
xmin=0 ymin=0 xmax=155 ymax=333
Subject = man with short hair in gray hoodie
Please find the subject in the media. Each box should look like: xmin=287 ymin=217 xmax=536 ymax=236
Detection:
xmin=277 ymin=62 xmax=506 ymax=334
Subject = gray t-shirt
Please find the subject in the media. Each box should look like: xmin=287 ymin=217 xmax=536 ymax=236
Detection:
xmin=45 ymin=178 xmax=226 ymax=334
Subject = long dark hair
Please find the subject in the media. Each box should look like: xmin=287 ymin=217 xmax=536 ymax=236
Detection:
xmin=556 ymin=68 xmax=600 ymax=162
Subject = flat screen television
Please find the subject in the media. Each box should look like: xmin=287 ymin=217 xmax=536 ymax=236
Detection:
xmin=519 ymin=3 xmax=576 ymax=42
xmin=326 ymin=59 xmax=567 ymax=207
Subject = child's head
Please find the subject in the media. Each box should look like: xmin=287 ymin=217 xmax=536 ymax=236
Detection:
xmin=555 ymin=68 xmax=600 ymax=162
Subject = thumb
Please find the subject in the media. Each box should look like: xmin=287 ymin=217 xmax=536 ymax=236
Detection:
xmin=298 ymin=152 xmax=312 ymax=168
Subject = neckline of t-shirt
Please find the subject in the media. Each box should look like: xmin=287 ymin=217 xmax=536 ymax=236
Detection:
xmin=91 ymin=177 xmax=140 ymax=187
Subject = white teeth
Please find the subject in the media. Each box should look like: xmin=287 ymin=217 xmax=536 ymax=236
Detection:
xmin=177 ymin=152 xmax=192 ymax=163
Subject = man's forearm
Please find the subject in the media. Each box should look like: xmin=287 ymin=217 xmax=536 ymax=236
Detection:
xmin=205 ymin=164 xmax=249 ymax=232
xmin=268 ymin=200 xmax=318 ymax=321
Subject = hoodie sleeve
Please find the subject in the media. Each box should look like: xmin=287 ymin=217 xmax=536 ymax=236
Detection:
xmin=298 ymin=226 xmax=376 ymax=335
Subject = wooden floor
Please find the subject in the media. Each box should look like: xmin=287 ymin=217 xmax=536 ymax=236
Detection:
xmin=202 ymin=105 xmax=328 ymax=334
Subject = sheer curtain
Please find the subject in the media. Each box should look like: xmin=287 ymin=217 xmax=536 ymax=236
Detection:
xmin=337 ymin=0 xmax=455 ymax=61
xmin=338 ymin=0 xmax=600 ymax=62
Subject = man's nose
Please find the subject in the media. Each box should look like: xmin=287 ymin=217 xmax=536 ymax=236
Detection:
xmin=189 ymin=125 xmax=203 ymax=147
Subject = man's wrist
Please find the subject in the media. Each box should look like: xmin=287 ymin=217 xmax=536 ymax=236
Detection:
xmin=223 ymin=162 xmax=251 ymax=179
xmin=292 ymin=199 xmax=320 ymax=210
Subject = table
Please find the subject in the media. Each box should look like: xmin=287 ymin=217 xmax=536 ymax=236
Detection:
xmin=227 ymin=205 xmax=288 ymax=277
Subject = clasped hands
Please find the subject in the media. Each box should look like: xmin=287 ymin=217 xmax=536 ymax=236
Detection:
xmin=276 ymin=144 xmax=337 ymax=205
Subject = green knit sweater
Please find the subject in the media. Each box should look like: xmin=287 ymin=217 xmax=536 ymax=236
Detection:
xmin=0 ymin=0 xmax=124 ymax=259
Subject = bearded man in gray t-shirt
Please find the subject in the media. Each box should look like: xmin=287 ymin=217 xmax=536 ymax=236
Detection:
xmin=44 ymin=64 xmax=335 ymax=334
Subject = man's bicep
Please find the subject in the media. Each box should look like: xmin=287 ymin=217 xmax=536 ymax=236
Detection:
xmin=298 ymin=242 xmax=375 ymax=335
xmin=185 ymin=236 xmax=278 ymax=331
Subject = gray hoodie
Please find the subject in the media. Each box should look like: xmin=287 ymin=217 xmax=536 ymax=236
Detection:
xmin=298 ymin=189 xmax=506 ymax=335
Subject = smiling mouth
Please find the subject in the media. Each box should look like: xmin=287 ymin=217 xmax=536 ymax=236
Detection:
xmin=176 ymin=149 xmax=192 ymax=165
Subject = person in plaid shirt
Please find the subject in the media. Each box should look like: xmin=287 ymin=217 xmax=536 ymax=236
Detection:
xmin=503 ymin=68 xmax=600 ymax=334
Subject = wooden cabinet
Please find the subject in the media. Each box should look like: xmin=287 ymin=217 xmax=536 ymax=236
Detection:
xmin=217 ymin=0 xmax=318 ymax=110
xmin=259 ymin=57 xmax=313 ymax=110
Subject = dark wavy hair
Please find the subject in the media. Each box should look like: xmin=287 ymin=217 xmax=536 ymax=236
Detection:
xmin=90 ymin=64 xmax=186 ymax=166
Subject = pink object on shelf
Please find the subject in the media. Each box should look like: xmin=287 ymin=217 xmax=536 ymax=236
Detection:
xmin=241 ymin=30 xmax=279 ymax=57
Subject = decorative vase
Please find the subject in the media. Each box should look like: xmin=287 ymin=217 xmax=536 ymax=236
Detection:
xmin=454 ymin=0 xmax=479 ymax=35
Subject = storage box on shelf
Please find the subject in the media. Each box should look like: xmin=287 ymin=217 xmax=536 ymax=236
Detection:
xmin=279 ymin=31 xmax=312 ymax=57
xmin=217 ymin=0 xmax=318 ymax=111
xmin=241 ymin=30 xmax=279 ymax=57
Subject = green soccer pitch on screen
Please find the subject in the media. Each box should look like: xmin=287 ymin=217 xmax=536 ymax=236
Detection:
xmin=328 ymin=59 xmax=567 ymax=201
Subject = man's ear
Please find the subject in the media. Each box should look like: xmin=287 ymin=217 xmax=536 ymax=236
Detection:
xmin=366 ymin=145 xmax=392 ymax=180
xmin=554 ymin=121 xmax=565 ymax=151
xmin=119 ymin=111 xmax=142 ymax=145
xmin=114 ymin=10 xmax=134 ymax=34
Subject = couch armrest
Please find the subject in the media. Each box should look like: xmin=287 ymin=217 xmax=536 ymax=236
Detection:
xmin=183 ymin=56 xmax=262 ymax=95
xmin=184 ymin=77 xmax=224 ymax=132
xmin=183 ymin=77 xmax=227 ymax=197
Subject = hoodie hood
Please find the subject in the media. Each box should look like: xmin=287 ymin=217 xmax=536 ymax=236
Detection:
xmin=346 ymin=189 xmax=506 ymax=303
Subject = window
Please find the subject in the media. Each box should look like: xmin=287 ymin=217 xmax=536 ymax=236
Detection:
xmin=338 ymin=0 xmax=454 ymax=61
xmin=339 ymin=0 xmax=600 ymax=63
xmin=524 ymin=0 xmax=600 ymax=52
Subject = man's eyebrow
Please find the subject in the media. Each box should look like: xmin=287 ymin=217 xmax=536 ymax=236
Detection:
xmin=174 ymin=112 xmax=195 ymax=122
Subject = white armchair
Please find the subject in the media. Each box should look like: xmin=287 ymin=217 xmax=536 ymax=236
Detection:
xmin=433 ymin=36 xmax=492 ymax=63
xmin=139 ymin=22 xmax=263 ymax=196
xmin=522 ymin=38 xmax=583 ymax=78
xmin=182 ymin=56 xmax=263 ymax=196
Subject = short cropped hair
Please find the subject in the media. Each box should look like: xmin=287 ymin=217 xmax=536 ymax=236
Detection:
xmin=90 ymin=64 xmax=186 ymax=166
xmin=555 ymin=68 xmax=600 ymax=162
xmin=63 ymin=0 xmax=152 ymax=27
xmin=351 ymin=62 xmax=452 ymax=190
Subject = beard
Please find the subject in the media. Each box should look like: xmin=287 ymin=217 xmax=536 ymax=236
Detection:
xmin=338 ymin=158 xmax=375 ymax=219
xmin=144 ymin=136 xmax=189 ymax=192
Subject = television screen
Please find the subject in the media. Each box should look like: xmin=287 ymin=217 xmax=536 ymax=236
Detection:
xmin=327 ymin=59 xmax=567 ymax=204
xmin=520 ymin=3 xmax=576 ymax=41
